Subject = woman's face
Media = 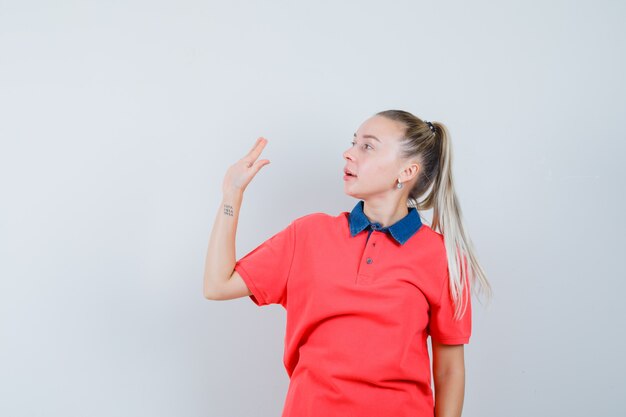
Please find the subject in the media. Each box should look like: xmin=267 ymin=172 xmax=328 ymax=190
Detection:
xmin=342 ymin=115 xmax=410 ymax=199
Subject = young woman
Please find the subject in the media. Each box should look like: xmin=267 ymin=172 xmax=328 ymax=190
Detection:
xmin=204 ymin=109 xmax=492 ymax=417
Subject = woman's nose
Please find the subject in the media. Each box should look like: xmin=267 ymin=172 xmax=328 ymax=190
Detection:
xmin=343 ymin=149 xmax=353 ymax=161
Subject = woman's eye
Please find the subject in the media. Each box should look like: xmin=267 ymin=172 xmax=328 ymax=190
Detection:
xmin=350 ymin=141 xmax=372 ymax=150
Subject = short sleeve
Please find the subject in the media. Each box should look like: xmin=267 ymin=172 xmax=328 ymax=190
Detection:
xmin=234 ymin=220 xmax=297 ymax=307
xmin=427 ymin=263 xmax=472 ymax=345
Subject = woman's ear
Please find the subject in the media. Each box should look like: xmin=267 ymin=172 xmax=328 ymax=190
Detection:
xmin=400 ymin=162 xmax=420 ymax=183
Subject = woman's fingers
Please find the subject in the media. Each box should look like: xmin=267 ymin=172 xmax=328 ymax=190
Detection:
xmin=222 ymin=137 xmax=271 ymax=195
xmin=245 ymin=137 xmax=268 ymax=162
xmin=247 ymin=137 xmax=270 ymax=174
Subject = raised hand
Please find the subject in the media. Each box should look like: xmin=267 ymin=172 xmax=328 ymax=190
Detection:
xmin=222 ymin=137 xmax=271 ymax=195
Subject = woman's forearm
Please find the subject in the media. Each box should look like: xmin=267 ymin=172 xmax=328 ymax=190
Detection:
xmin=434 ymin=369 xmax=466 ymax=417
xmin=203 ymin=190 xmax=243 ymax=298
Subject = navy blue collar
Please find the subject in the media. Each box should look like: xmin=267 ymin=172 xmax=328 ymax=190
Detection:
xmin=348 ymin=200 xmax=422 ymax=245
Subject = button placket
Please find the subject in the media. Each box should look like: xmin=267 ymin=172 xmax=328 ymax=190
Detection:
xmin=356 ymin=230 xmax=383 ymax=285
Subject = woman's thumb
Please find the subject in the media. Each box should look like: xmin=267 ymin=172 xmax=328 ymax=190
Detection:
xmin=253 ymin=159 xmax=270 ymax=172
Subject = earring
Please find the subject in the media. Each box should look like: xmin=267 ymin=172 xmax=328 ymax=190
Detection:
xmin=396 ymin=180 xmax=403 ymax=189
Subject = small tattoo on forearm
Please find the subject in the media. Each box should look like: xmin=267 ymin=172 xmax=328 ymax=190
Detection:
xmin=223 ymin=204 xmax=234 ymax=217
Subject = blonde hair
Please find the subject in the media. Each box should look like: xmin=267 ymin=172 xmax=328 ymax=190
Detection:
xmin=376 ymin=109 xmax=493 ymax=320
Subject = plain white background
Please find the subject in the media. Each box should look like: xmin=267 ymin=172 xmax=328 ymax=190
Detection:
xmin=1 ymin=1 xmax=624 ymax=416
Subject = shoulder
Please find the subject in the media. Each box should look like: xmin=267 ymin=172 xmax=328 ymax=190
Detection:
xmin=292 ymin=211 xmax=342 ymax=228
xmin=412 ymin=223 xmax=448 ymax=265
xmin=411 ymin=224 xmax=453 ymax=298
xmin=289 ymin=211 xmax=350 ymax=236
xmin=414 ymin=222 xmax=444 ymax=245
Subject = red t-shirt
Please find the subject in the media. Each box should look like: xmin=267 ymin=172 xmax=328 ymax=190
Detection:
xmin=234 ymin=205 xmax=471 ymax=417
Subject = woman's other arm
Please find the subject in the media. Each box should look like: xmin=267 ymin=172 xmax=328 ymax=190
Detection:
xmin=432 ymin=341 xmax=466 ymax=417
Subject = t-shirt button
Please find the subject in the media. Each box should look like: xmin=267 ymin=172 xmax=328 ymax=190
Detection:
xmin=366 ymin=257 xmax=373 ymax=264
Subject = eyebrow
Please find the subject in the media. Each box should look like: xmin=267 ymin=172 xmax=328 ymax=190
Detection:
xmin=353 ymin=132 xmax=382 ymax=143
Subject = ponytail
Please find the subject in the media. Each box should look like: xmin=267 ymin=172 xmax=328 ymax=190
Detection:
xmin=376 ymin=110 xmax=493 ymax=319
xmin=427 ymin=121 xmax=492 ymax=319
